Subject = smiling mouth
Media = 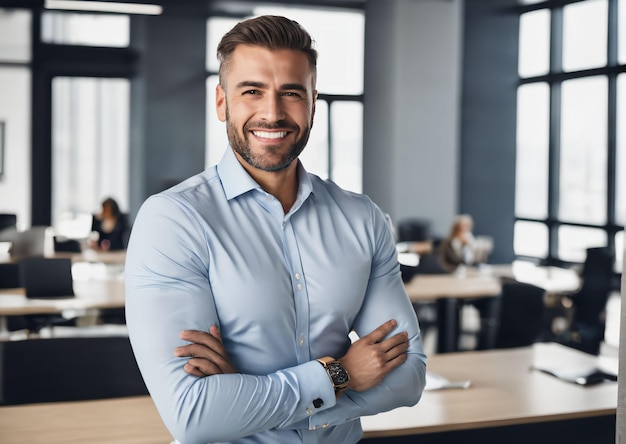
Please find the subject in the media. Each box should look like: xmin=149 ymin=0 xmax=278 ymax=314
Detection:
xmin=252 ymin=130 xmax=288 ymax=139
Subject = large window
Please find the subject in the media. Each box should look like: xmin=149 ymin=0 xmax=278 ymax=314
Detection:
xmin=52 ymin=77 xmax=129 ymax=239
xmin=41 ymin=11 xmax=132 ymax=237
xmin=515 ymin=0 xmax=625 ymax=269
xmin=206 ymin=6 xmax=364 ymax=193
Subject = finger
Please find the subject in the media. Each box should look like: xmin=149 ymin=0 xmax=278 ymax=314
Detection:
xmin=184 ymin=362 xmax=211 ymax=377
xmin=187 ymin=357 xmax=223 ymax=375
xmin=180 ymin=329 xmax=221 ymax=347
xmin=379 ymin=331 xmax=409 ymax=352
xmin=383 ymin=338 xmax=410 ymax=361
xmin=209 ymin=324 xmax=223 ymax=343
xmin=365 ymin=319 xmax=398 ymax=343
xmin=175 ymin=343 xmax=227 ymax=365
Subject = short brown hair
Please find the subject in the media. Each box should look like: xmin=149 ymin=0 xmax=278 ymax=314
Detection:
xmin=217 ymin=15 xmax=317 ymax=84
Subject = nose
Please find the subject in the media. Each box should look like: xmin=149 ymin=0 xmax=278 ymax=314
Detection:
xmin=259 ymin=93 xmax=285 ymax=122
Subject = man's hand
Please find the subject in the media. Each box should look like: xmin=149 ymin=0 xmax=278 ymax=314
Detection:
xmin=339 ymin=319 xmax=409 ymax=392
xmin=174 ymin=325 xmax=238 ymax=377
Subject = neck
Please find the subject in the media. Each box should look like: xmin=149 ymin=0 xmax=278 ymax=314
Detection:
xmin=235 ymin=153 xmax=299 ymax=213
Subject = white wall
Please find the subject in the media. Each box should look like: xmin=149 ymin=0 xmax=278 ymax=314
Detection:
xmin=363 ymin=0 xmax=463 ymax=238
xmin=0 ymin=67 xmax=31 ymax=228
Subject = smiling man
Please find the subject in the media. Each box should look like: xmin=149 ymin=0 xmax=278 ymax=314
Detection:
xmin=125 ymin=15 xmax=426 ymax=444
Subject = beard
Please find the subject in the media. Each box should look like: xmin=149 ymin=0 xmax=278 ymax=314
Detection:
xmin=225 ymin=107 xmax=311 ymax=173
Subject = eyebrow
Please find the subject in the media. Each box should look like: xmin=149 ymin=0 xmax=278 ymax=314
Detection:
xmin=235 ymin=81 xmax=308 ymax=92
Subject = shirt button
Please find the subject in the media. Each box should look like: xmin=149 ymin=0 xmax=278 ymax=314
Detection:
xmin=309 ymin=426 xmax=317 ymax=430
xmin=266 ymin=195 xmax=272 ymax=201
xmin=322 ymin=423 xmax=329 ymax=428
xmin=299 ymin=335 xmax=305 ymax=345
xmin=295 ymin=273 xmax=301 ymax=280
xmin=306 ymin=408 xmax=313 ymax=415
xmin=297 ymin=283 xmax=302 ymax=290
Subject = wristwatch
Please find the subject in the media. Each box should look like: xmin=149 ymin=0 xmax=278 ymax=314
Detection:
xmin=317 ymin=356 xmax=350 ymax=398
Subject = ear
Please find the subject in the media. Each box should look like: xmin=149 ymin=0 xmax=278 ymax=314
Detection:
xmin=216 ymin=83 xmax=227 ymax=122
xmin=310 ymin=90 xmax=318 ymax=128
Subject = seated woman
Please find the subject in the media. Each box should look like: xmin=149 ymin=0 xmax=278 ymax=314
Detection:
xmin=438 ymin=214 xmax=478 ymax=272
xmin=89 ymin=197 xmax=129 ymax=251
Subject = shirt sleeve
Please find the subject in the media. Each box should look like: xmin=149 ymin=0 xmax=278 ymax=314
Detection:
xmin=125 ymin=195 xmax=341 ymax=444
xmin=297 ymin=202 xmax=428 ymax=431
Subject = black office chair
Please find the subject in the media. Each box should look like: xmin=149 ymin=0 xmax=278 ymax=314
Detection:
xmin=13 ymin=257 xmax=77 ymax=334
xmin=557 ymin=247 xmax=615 ymax=355
xmin=396 ymin=218 xmax=431 ymax=243
xmin=0 ymin=336 xmax=148 ymax=405
xmin=493 ymin=281 xmax=547 ymax=349
xmin=0 ymin=213 xmax=17 ymax=233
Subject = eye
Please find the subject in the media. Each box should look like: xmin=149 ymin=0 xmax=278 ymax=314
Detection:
xmin=243 ymin=89 xmax=260 ymax=95
xmin=282 ymin=91 xmax=303 ymax=99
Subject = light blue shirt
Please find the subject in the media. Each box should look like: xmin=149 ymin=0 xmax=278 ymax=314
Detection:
xmin=125 ymin=147 xmax=427 ymax=444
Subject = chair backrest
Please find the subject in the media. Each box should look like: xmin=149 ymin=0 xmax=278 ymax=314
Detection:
xmin=396 ymin=218 xmax=431 ymax=242
xmin=571 ymin=247 xmax=615 ymax=325
xmin=19 ymin=257 xmax=74 ymax=298
xmin=494 ymin=282 xmax=547 ymax=349
xmin=0 ymin=213 xmax=17 ymax=232
xmin=0 ymin=336 xmax=148 ymax=405
xmin=0 ymin=263 xmax=20 ymax=288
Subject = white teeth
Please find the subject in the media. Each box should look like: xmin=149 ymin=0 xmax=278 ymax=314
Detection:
xmin=253 ymin=131 xmax=286 ymax=139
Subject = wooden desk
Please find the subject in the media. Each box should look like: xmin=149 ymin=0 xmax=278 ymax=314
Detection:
xmin=404 ymin=273 xmax=502 ymax=303
xmin=0 ymin=250 xmax=126 ymax=265
xmin=404 ymin=273 xmax=502 ymax=352
xmin=0 ymin=344 xmax=615 ymax=444
xmin=485 ymin=261 xmax=581 ymax=294
xmin=0 ymin=279 xmax=125 ymax=336
xmin=0 ymin=396 xmax=172 ymax=444
xmin=362 ymin=343 xmax=617 ymax=442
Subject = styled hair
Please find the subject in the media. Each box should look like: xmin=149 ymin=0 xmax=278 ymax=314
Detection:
xmin=449 ymin=214 xmax=473 ymax=237
xmin=102 ymin=197 xmax=121 ymax=218
xmin=216 ymin=15 xmax=317 ymax=84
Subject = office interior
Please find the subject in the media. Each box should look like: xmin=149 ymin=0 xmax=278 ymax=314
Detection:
xmin=0 ymin=0 xmax=624 ymax=442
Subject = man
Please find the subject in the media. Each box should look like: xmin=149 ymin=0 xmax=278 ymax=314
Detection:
xmin=125 ymin=15 xmax=426 ymax=444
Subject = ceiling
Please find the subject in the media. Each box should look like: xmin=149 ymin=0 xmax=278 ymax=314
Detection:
xmin=0 ymin=0 xmax=366 ymax=15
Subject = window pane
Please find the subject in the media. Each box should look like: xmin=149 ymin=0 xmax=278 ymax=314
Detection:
xmin=514 ymin=221 xmax=548 ymax=258
xmin=0 ymin=67 xmax=31 ymax=228
xmin=617 ymin=0 xmax=626 ymax=65
xmin=618 ymin=74 xmax=626 ymax=225
xmin=299 ymin=100 xmax=329 ymax=179
xmin=0 ymin=8 xmax=31 ymax=62
xmin=205 ymin=75 xmax=228 ymax=168
xmin=253 ymin=6 xmax=364 ymax=95
xmin=206 ymin=17 xmax=240 ymax=72
xmin=559 ymin=76 xmax=607 ymax=225
xmin=516 ymin=83 xmax=549 ymax=219
xmin=558 ymin=225 xmax=607 ymax=262
xmin=52 ymin=77 xmax=129 ymax=237
xmin=42 ymin=12 xmax=129 ymax=47
xmin=518 ymin=9 xmax=550 ymax=78
xmin=562 ymin=0 xmax=608 ymax=72
xmin=331 ymin=101 xmax=362 ymax=193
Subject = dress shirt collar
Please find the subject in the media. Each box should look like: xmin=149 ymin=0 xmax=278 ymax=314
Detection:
xmin=217 ymin=146 xmax=314 ymax=205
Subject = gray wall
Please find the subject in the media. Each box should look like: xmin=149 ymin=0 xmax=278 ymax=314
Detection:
xmin=459 ymin=0 xmax=518 ymax=263
xmin=129 ymin=13 xmax=207 ymax=217
xmin=363 ymin=0 xmax=462 ymax=240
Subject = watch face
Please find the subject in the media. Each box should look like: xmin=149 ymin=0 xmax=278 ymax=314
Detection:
xmin=328 ymin=362 xmax=349 ymax=387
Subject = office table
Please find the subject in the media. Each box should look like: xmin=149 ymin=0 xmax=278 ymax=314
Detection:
xmin=0 ymin=343 xmax=615 ymax=444
xmin=404 ymin=272 xmax=502 ymax=352
xmin=0 ymin=249 xmax=127 ymax=265
xmin=0 ymin=279 xmax=125 ymax=337
xmin=361 ymin=342 xmax=617 ymax=442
